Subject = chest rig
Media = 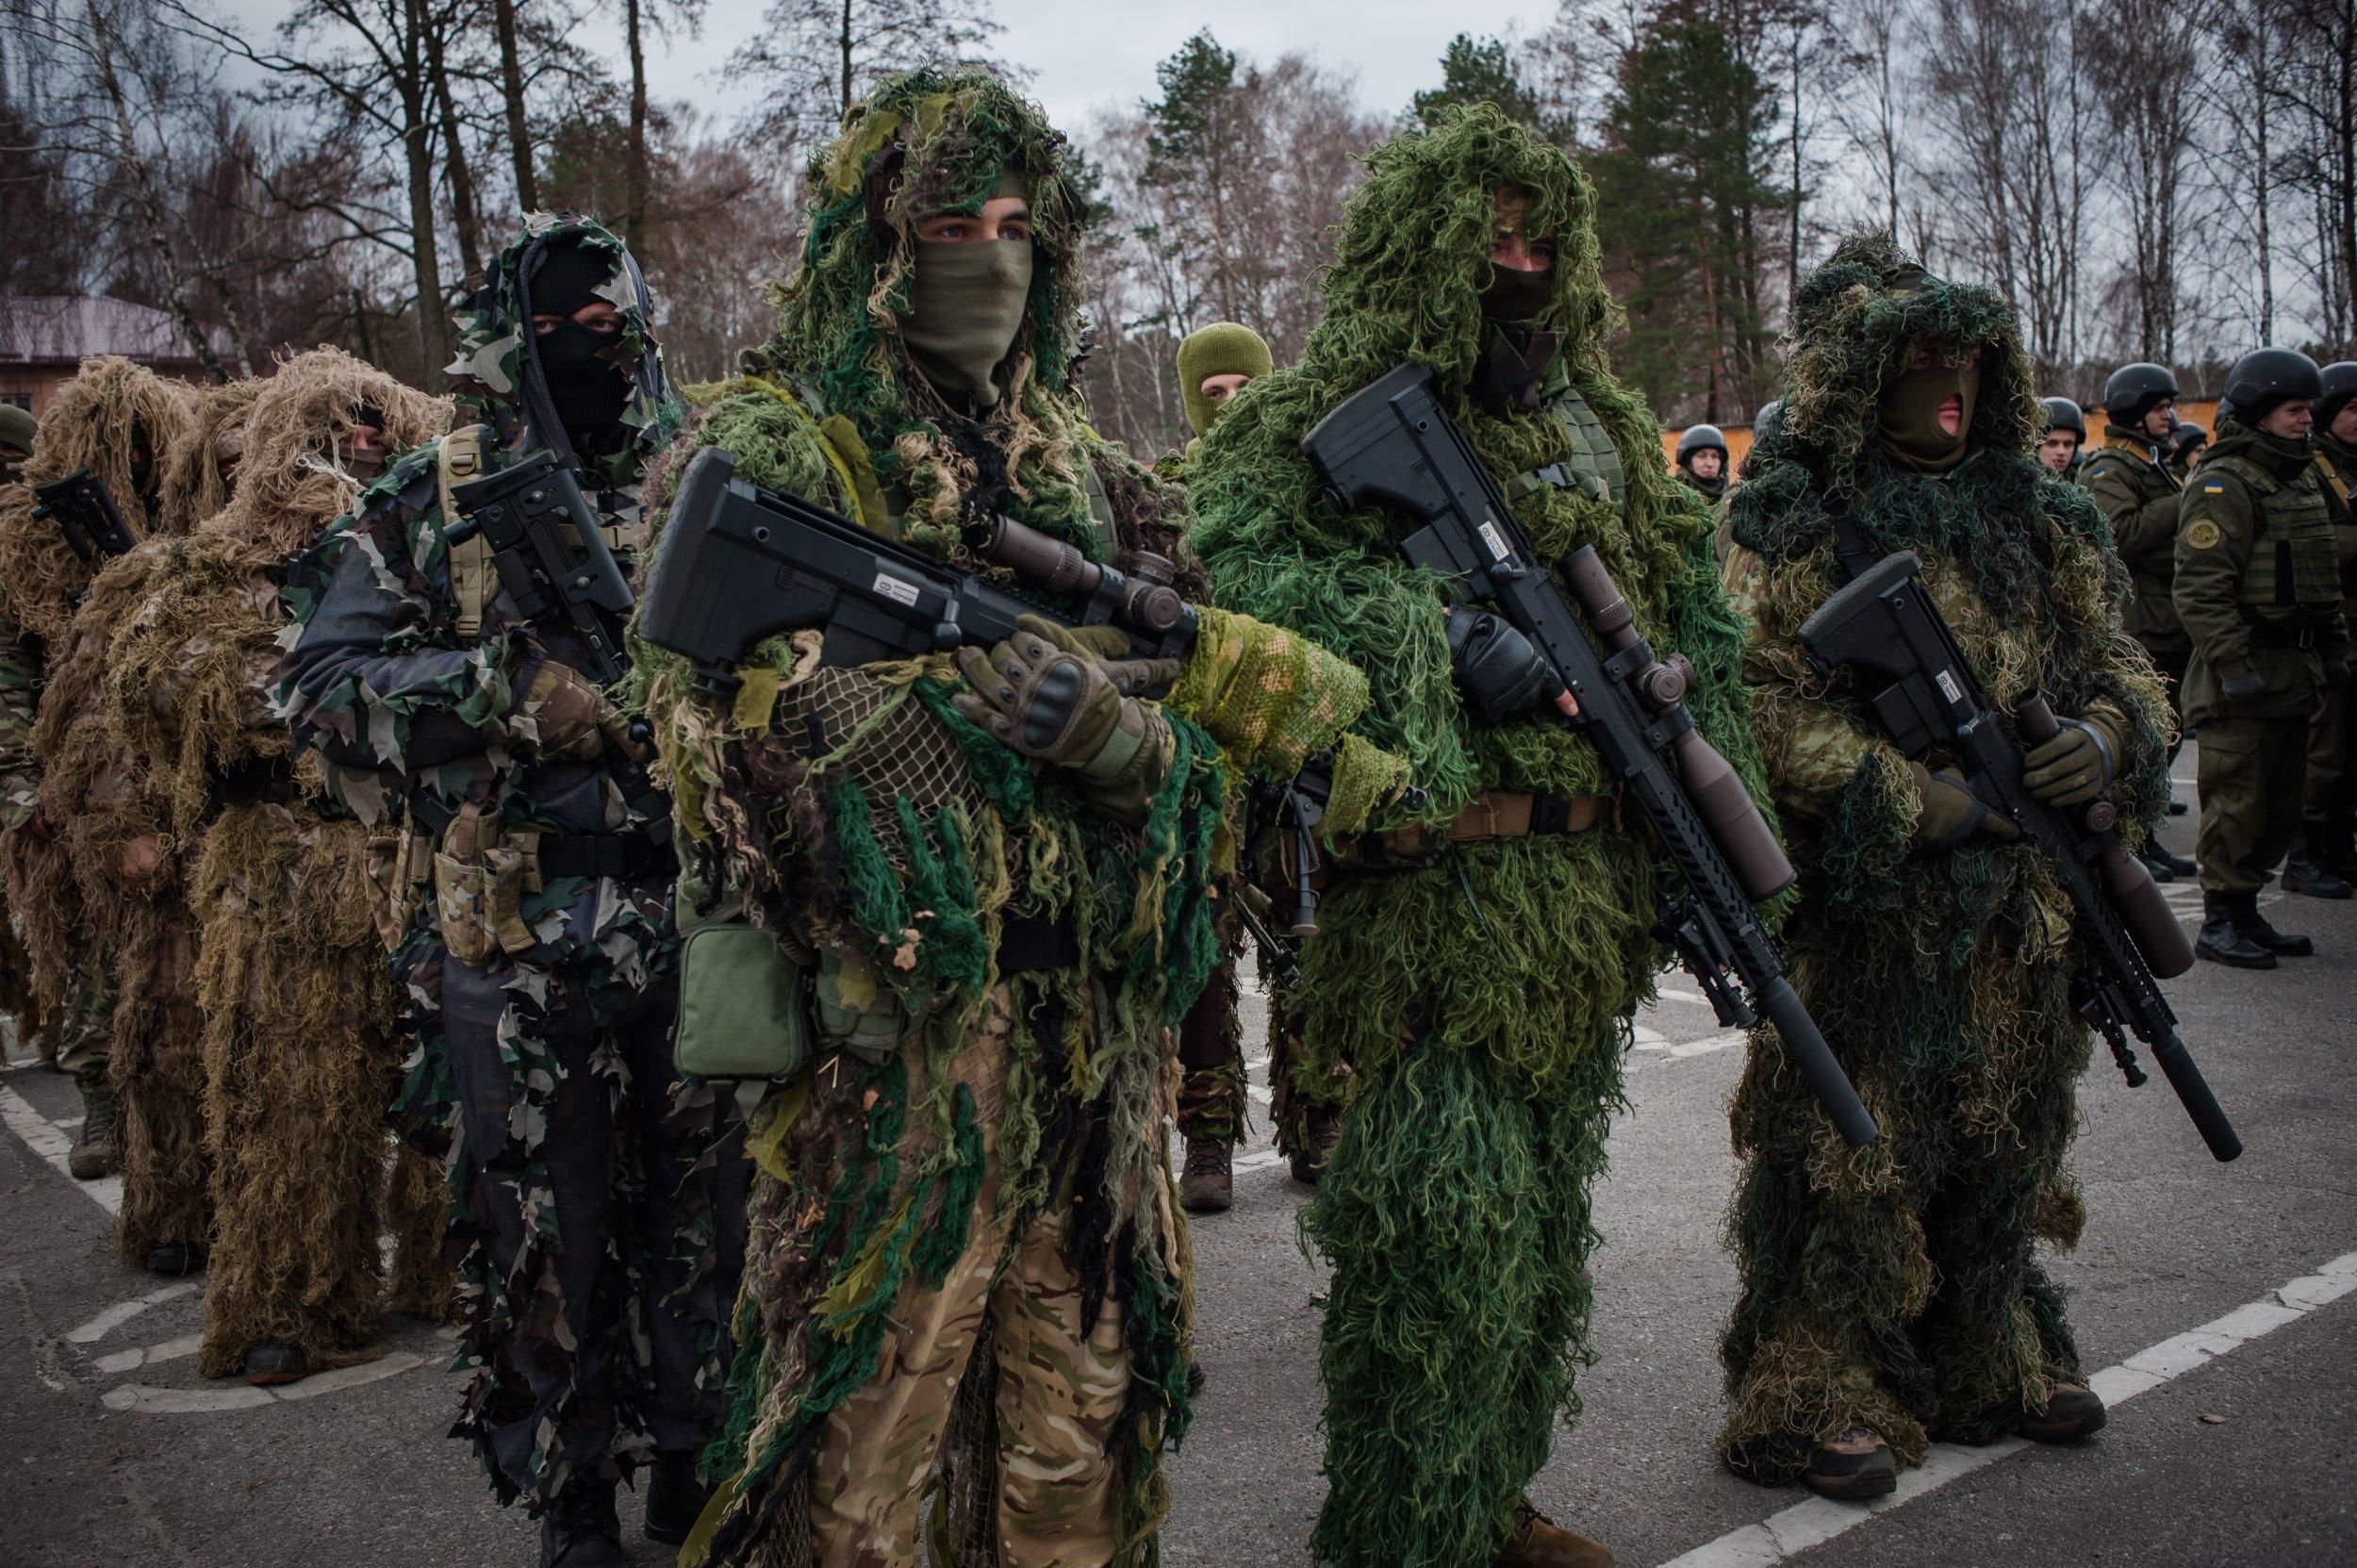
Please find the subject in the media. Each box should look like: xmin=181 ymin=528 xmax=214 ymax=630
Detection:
xmin=436 ymin=423 xmax=644 ymax=639
xmin=1503 ymin=355 xmax=1629 ymax=522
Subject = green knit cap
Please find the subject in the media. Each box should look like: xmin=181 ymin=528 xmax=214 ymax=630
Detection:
xmin=1178 ymin=322 xmax=1273 ymax=435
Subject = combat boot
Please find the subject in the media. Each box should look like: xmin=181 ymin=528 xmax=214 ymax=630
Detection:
xmin=1495 ymin=1500 xmax=1615 ymax=1568
xmin=143 ymin=1242 xmax=204 ymax=1276
xmin=67 ymin=1082 xmax=119 ymax=1180
xmin=1799 ymin=1428 xmax=1898 ymax=1501
xmin=2146 ymin=842 xmax=2198 ymax=878
xmin=1179 ymin=1135 xmax=1234 ymax=1213
xmin=538 ymin=1477 xmax=626 ymax=1568
xmin=243 ymin=1343 xmax=309 ymax=1386
xmin=2136 ymin=850 xmax=2177 ymax=883
xmin=2232 ymin=893 xmax=2314 ymax=957
xmin=2319 ymin=822 xmax=2357 ymax=881
xmin=1290 ymin=1105 xmax=1342 ymax=1186
xmin=2196 ymin=893 xmax=2276 ymax=969
xmin=642 ymin=1452 xmax=708 ymax=1546
xmin=2282 ymin=843 xmax=2354 ymax=899
xmin=2017 ymin=1382 xmax=2107 ymax=1443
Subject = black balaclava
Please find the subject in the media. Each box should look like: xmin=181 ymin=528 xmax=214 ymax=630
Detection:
xmin=530 ymin=240 xmax=632 ymax=437
xmin=1877 ymin=354 xmax=1981 ymax=472
xmin=1472 ymin=262 xmax=1559 ymax=413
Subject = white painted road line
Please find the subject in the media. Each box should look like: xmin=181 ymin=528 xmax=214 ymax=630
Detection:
xmin=1653 ymin=1248 xmax=2357 ymax=1568
xmin=2 ymin=1081 xmax=121 ymax=1213
xmin=98 ymin=1350 xmax=426 ymax=1413
xmin=66 ymin=1279 xmax=201 ymax=1345
xmin=93 ymin=1331 xmax=205 ymax=1377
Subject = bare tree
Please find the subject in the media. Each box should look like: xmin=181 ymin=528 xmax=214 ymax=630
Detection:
xmin=729 ymin=0 xmax=1004 ymax=151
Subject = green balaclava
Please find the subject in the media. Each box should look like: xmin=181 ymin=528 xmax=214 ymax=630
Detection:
xmin=900 ymin=173 xmax=1034 ymax=411
xmin=1877 ymin=349 xmax=1981 ymax=472
xmin=1178 ymin=322 xmax=1274 ymax=436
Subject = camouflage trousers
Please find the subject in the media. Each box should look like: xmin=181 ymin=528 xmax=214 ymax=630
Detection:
xmin=52 ymin=943 xmax=115 ymax=1083
xmin=808 ymin=990 xmax=1132 ymax=1568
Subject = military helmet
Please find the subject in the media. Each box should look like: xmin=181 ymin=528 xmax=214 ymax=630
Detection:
xmin=2102 ymin=362 xmax=2180 ymax=425
xmin=2316 ymin=361 xmax=2357 ymax=431
xmin=2171 ymin=420 xmax=2208 ymax=457
xmin=2222 ymin=347 xmax=2323 ymax=424
xmin=1752 ymin=401 xmax=1782 ymax=441
xmin=2039 ymin=397 xmax=2085 ymax=438
xmin=1676 ymin=423 xmax=1727 ymax=464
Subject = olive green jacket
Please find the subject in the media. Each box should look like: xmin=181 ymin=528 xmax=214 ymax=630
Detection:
xmin=2082 ymin=425 xmax=2185 ymax=650
xmin=2173 ymin=420 xmax=2349 ymax=724
xmin=2316 ymin=431 xmax=2357 ymax=620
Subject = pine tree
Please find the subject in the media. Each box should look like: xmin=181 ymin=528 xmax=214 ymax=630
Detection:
xmin=1410 ymin=33 xmax=1542 ymax=131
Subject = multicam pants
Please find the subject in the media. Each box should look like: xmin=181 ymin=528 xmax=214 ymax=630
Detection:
xmin=807 ymin=988 xmax=1133 ymax=1568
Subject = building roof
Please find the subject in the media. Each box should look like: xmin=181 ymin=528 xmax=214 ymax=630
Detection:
xmin=0 ymin=295 xmax=233 ymax=367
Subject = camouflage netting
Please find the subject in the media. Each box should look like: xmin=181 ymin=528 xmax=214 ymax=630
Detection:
xmin=1716 ymin=233 xmax=2172 ymax=1482
xmin=92 ymin=351 xmax=450 ymax=1367
xmin=1182 ymin=106 xmax=1771 ymax=1568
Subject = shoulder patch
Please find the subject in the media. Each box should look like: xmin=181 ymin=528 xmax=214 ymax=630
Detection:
xmin=2200 ymin=481 xmax=2225 ymax=493
xmin=2184 ymin=518 xmax=2224 ymax=550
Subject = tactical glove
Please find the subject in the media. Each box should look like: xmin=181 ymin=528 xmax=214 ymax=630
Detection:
xmin=2218 ymin=668 xmax=2269 ymax=710
xmin=1446 ymin=609 xmax=1564 ymax=724
xmin=952 ymin=615 xmax=1179 ymax=784
xmin=2021 ymin=718 xmax=2116 ymax=806
xmin=1909 ymin=762 xmax=2020 ymax=852
xmin=509 ymin=659 xmax=612 ymax=760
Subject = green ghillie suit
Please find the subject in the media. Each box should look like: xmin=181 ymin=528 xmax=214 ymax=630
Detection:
xmin=1186 ymin=107 xmax=1766 ymax=1568
xmin=1715 ymin=234 xmax=2171 ymax=1482
xmin=0 ymin=358 xmax=192 ymax=1177
xmin=634 ymin=71 xmax=1374 ymax=1567
xmin=100 ymin=348 xmax=453 ymax=1375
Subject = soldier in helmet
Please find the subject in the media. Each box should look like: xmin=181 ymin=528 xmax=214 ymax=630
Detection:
xmin=1677 ymin=422 xmax=1729 ymax=502
xmin=2171 ymin=420 xmax=2210 ymax=479
xmin=2084 ymin=362 xmax=2199 ymax=879
xmin=2037 ymin=397 xmax=2085 ymax=477
xmin=2174 ymin=348 xmax=2349 ymax=963
xmin=2288 ymin=361 xmax=2357 ymax=894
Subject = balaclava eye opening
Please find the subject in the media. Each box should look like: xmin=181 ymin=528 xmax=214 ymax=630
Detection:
xmin=900 ymin=173 xmax=1034 ymax=413
xmin=528 ymin=239 xmax=632 ymax=438
xmin=1877 ymin=346 xmax=1981 ymax=472
xmin=1178 ymin=322 xmax=1274 ymax=437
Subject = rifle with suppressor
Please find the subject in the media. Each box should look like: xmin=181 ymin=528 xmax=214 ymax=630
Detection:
xmin=1300 ymin=361 xmax=1879 ymax=1149
xmin=448 ymin=450 xmax=639 ymax=685
xmin=637 ymin=446 xmax=1196 ymax=695
xmin=1795 ymin=543 xmax=2240 ymax=1162
xmin=33 ymin=470 xmax=137 ymax=563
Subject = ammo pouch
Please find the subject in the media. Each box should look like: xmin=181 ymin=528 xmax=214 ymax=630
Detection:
xmin=431 ymin=803 xmax=543 ymax=966
xmin=671 ymin=869 xmax=820 ymax=1081
xmin=367 ymin=824 xmax=437 ymax=954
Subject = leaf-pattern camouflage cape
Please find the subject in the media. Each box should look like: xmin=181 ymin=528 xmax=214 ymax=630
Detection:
xmin=271 ymin=216 xmax=738 ymax=1510
xmin=0 ymin=358 xmax=191 ymax=1089
xmin=629 ymin=69 xmax=1371 ymax=1566
xmin=1183 ymin=106 xmax=1770 ymax=1568
xmin=98 ymin=347 xmax=453 ymax=1374
xmin=1715 ymin=233 xmax=2171 ymax=1482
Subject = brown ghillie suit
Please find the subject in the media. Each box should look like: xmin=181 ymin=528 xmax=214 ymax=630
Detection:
xmin=0 ymin=357 xmax=191 ymax=1100
xmin=100 ymin=348 xmax=453 ymax=1370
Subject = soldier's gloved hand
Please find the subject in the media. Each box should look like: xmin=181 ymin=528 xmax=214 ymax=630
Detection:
xmin=2219 ymin=668 xmax=2269 ymax=710
xmin=1446 ymin=609 xmax=1565 ymax=724
xmin=2022 ymin=719 xmax=2114 ymax=806
xmin=951 ymin=615 xmax=1179 ymax=781
xmin=2325 ymin=658 xmax=2351 ymax=690
xmin=509 ymin=659 xmax=611 ymax=759
xmin=1909 ymin=763 xmax=2019 ymax=852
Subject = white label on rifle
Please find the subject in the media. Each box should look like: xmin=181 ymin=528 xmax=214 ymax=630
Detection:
xmin=1478 ymin=520 xmax=1511 ymax=561
xmin=1935 ymin=669 xmax=1962 ymax=703
xmin=872 ymin=572 xmax=922 ymax=607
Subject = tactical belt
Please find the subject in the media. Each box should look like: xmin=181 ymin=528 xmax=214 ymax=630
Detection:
xmin=2241 ymin=619 xmax=2322 ymax=650
xmin=536 ymin=832 xmax=676 ymax=883
xmin=997 ymin=913 xmax=1080 ymax=974
xmin=1319 ymin=788 xmax=1601 ymax=876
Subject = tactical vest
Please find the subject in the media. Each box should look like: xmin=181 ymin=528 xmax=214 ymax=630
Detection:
xmin=2315 ymin=440 xmax=2357 ymax=606
xmin=1504 ymin=358 xmax=1628 ymax=520
xmin=2200 ymin=450 xmax=2341 ymax=625
xmin=436 ymin=423 xmax=641 ymax=638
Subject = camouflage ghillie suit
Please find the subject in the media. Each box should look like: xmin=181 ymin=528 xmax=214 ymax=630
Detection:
xmin=632 ymin=72 xmax=1375 ymax=1568
xmin=99 ymin=348 xmax=453 ymax=1376
xmin=275 ymin=217 xmax=749 ymax=1509
xmin=1186 ymin=107 xmax=1767 ymax=1568
xmin=0 ymin=358 xmax=191 ymax=1159
xmin=1715 ymin=235 xmax=2171 ymax=1483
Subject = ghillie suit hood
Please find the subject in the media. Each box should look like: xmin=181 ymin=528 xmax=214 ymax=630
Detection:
xmin=0 ymin=355 xmax=193 ymax=648
xmin=632 ymin=70 xmax=1378 ymax=1568
xmin=1715 ymin=233 xmax=2172 ymax=1483
xmin=446 ymin=211 xmax=683 ymax=487
xmin=1184 ymin=106 xmax=1771 ymax=1568
xmin=157 ymin=376 xmax=264 ymax=536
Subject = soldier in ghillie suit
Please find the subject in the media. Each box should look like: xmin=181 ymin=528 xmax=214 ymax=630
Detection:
xmin=0 ymin=357 xmax=191 ymax=1187
xmin=1187 ymin=107 xmax=1768 ymax=1568
xmin=275 ymin=218 xmax=750 ymax=1567
xmin=0 ymin=400 xmax=44 ymax=1060
xmin=1716 ymin=234 xmax=2173 ymax=1500
xmin=35 ymin=373 xmax=255 ymax=1274
xmin=629 ymin=70 xmax=1380 ymax=1568
xmin=99 ymin=347 xmax=452 ymax=1383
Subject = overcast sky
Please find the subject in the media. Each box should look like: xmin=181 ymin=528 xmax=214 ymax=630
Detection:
xmin=582 ymin=0 xmax=1558 ymax=133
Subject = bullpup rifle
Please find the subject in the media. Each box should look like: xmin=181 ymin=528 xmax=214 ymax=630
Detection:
xmin=33 ymin=470 xmax=137 ymax=563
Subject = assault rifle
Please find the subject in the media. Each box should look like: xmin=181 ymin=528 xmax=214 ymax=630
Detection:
xmin=1301 ymin=363 xmax=1879 ymax=1148
xmin=33 ymin=470 xmax=137 ymax=563
xmin=1796 ymin=545 xmax=2240 ymax=1162
xmin=638 ymin=446 xmax=1195 ymax=695
xmin=448 ymin=450 xmax=638 ymax=685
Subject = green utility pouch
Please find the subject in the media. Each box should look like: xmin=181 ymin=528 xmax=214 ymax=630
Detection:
xmin=671 ymin=870 xmax=814 ymax=1081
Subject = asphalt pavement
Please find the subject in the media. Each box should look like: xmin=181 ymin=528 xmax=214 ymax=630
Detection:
xmin=3 ymin=751 xmax=2352 ymax=1568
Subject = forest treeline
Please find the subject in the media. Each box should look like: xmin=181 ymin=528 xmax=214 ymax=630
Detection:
xmin=6 ymin=0 xmax=2352 ymax=459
